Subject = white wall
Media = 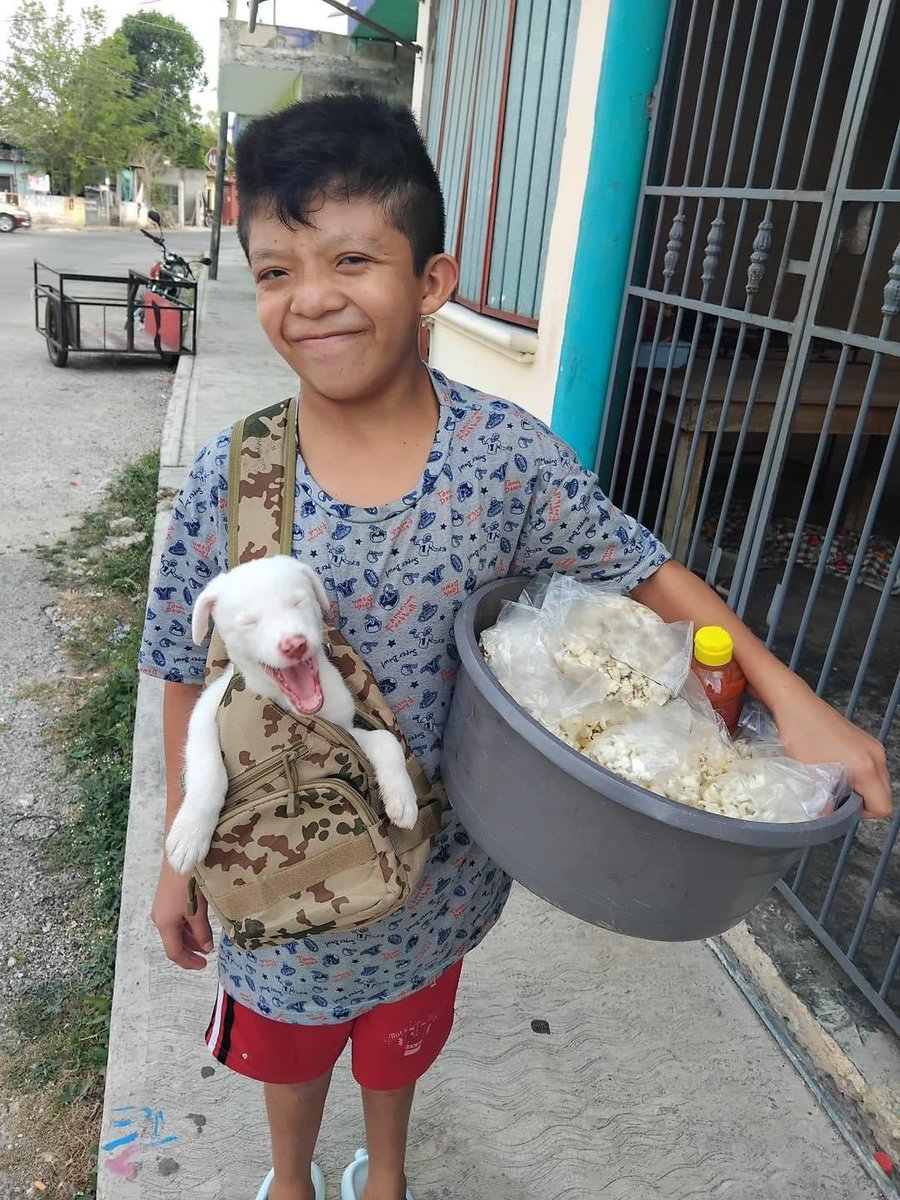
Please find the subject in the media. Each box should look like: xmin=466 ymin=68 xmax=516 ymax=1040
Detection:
xmin=413 ymin=1 xmax=613 ymax=423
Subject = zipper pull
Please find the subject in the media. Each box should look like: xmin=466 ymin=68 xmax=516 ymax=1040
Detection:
xmin=186 ymin=875 xmax=198 ymax=917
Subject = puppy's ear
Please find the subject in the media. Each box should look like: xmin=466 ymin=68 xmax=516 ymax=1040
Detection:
xmin=296 ymin=562 xmax=328 ymax=612
xmin=192 ymin=575 xmax=224 ymax=644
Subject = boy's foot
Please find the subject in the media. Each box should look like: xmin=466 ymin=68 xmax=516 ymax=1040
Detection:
xmin=340 ymin=1149 xmax=413 ymax=1200
xmin=256 ymin=1162 xmax=326 ymax=1200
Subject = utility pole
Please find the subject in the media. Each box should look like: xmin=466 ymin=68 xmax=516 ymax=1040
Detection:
xmin=208 ymin=0 xmax=238 ymax=280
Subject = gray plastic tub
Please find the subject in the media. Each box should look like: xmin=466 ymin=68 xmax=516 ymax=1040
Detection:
xmin=441 ymin=578 xmax=862 ymax=941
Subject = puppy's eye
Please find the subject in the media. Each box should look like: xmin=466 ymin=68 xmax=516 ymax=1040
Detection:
xmin=235 ymin=613 xmax=259 ymax=627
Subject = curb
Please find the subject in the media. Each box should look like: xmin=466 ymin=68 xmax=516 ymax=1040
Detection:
xmin=714 ymin=923 xmax=900 ymax=1193
xmin=159 ymin=274 xmax=210 ymax=476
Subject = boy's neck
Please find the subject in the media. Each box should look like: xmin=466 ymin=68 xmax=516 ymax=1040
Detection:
xmin=296 ymin=355 xmax=441 ymax=507
xmin=298 ymin=355 xmax=436 ymax=438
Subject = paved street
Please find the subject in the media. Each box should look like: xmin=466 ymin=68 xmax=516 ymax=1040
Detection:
xmin=0 ymin=226 xmax=210 ymax=550
xmin=0 ymin=225 xmax=207 ymax=1200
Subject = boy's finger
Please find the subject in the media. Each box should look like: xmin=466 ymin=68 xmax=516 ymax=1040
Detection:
xmin=184 ymin=924 xmax=214 ymax=954
xmin=158 ymin=925 xmax=208 ymax=970
xmin=857 ymin=754 xmax=892 ymax=820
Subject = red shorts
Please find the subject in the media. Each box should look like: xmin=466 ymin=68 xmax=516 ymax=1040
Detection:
xmin=205 ymin=960 xmax=463 ymax=1091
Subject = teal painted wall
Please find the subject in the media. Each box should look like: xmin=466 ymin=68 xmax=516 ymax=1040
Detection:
xmin=551 ymin=0 xmax=670 ymax=469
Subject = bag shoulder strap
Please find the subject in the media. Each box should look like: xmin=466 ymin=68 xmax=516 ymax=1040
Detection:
xmin=205 ymin=396 xmax=297 ymax=684
xmin=227 ymin=395 xmax=299 ymax=567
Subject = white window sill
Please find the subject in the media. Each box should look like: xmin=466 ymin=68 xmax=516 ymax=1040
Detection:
xmin=428 ymin=302 xmax=538 ymax=363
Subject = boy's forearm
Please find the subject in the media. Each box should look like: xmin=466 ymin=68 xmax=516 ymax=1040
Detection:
xmin=162 ymin=680 xmax=202 ymax=836
xmin=630 ymin=560 xmax=809 ymax=717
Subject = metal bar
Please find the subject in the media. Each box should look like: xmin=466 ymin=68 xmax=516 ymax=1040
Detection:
xmin=816 ymin=817 xmax=862 ymax=926
xmin=788 ymin=348 xmax=893 ymax=674
xmin=816 ymin=385 xmax=900 ymax=694
xmin=629 ymin=286 xmax=795 ymax=332
xmin=208 ymin=110 xmax=229 ymax=282
xmin=764 ymin=193 xmax=894 ymax=642
xmin=796 ymin=0 xmax=847 ymax=190
xmin=847 ymin=804 xmax=900 ymax=961
xmin=846 ymin=537 xmax=900 ymax=721
xmin=597 ymin=0 xmax=709 ymax=480
xmin=880 ymin=935 xmax=900 ymax=999
xmin=808 ymin=325 xmax=900 ymax=354
xmin=607 ymin=295 xmax=651 ymax=500
xmin=776 ymin=882 xmax=900 ymax=1037
xmin=730 ymin=0 xmax=893 ymax=614
xmin=704 ymin=327 xmax=777 ymax=591
xmin=762 ymin=348 xmax=853 ymax=646
xmin=644 ymin=186 xmax=828 ymax=201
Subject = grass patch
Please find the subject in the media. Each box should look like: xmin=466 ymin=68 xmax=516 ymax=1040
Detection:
xmin=0 ymin=451 xmax=160 ymax=1199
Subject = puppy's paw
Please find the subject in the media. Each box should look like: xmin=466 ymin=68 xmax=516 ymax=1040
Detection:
xmin=382 ymin=776 xmax=419 ymax=830
xmin=166 ymin=809 xmax=217 ymax=875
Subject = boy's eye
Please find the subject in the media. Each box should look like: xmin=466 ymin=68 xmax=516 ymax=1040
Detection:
xmin=338 ymin=255 xmax=368 ymax=267
xmin=257 ymin=268 xmax=287 ymax=283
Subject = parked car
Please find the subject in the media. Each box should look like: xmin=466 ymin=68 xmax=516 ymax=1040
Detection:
xmin=0 ymin=200 xmax=32 ymax=233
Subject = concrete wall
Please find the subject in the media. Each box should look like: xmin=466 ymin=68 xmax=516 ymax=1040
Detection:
xmin=26 ymin=194 xmax=86 ymax=228
xmin=413 ymin=2 xmax=613 ymax=425
xmin=219 ymin=19 xmax=415 ymax=116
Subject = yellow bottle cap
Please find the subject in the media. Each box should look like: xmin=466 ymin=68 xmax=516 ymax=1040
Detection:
xmin=694 ymin=625 xmax=734 ymax=667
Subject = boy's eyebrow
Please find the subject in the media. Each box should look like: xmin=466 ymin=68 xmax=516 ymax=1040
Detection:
xmin=249 ymin=232 xmax=389 ymax=265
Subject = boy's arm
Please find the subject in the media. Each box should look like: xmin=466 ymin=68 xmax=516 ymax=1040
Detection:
xmin=631 ymin=560 xmax=891 ymax=819
xmin=150 ymin=681 xmax=214 ymax=969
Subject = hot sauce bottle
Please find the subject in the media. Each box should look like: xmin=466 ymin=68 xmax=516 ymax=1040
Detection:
xmin=692 ymin=626 xmax=746 ymax=737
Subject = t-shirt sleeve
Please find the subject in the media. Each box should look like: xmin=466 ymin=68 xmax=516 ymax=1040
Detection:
xmin=138 ymin=431 xmax=231 ymax=684
xmin=510 ymin=436 xmax=671 ymax=592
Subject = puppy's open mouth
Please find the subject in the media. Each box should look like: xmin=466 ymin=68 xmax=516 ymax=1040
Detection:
xmin=265 ymin=659 xmax=324 ymax=715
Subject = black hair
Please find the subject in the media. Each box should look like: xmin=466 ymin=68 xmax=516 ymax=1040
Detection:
xmin=235 ymin=93 xmax=446 ymax=274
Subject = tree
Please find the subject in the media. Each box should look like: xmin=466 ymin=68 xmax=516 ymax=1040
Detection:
xmin=0 ymin=1 xmax=144 ymax=195
xmin=119 ymin=11 xmax=208 ymax=168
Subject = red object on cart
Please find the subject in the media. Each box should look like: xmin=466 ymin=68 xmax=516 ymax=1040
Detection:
xmin=144 ymin=290 xmax=184 ymax=353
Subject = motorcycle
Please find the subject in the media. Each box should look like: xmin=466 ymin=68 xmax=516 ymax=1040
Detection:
xmin=136 ymin=208 xmax=210 ymax=322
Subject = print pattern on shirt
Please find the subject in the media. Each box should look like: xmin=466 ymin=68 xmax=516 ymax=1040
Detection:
xmin=139 ymin=369 xmax=670 ymax=1023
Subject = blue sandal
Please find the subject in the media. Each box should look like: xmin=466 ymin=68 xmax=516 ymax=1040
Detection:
xmin=255 ymin=1162 xmax=326 ymax=1199
xmin=340 ymin=1149 xmax=413 ymax=1200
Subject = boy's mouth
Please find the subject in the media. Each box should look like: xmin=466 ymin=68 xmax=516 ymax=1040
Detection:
xmin=265 ymin=658 xmax=324 ymax=715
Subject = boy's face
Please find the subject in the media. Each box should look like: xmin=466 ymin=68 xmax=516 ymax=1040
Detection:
xmin=247 ymin=196 xmax=456 ymax=402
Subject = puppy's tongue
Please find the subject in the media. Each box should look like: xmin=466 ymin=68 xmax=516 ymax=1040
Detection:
xmin=266 ymin=658 xmax=323 ymax=715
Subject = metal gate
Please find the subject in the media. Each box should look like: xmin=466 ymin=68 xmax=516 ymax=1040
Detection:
xmin=598 ymin=0 xmax=900 ymax=1032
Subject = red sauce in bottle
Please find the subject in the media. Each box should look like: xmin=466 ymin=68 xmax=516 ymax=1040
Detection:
xmin=692 ymin=626 xmax=746 ymax=737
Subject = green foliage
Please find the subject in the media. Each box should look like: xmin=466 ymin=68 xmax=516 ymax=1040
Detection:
xmin=0 ymin=1 xmax=145 ymax=194
xmin=120 ymin=10 xmax=209 ymax=168
xmin=6 ymin=451 xmax=159 ymax=1122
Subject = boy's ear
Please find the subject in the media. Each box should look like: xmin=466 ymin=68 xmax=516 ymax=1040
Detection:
xmin=192 ymin=576 xmax=224 ymax=645
xmin=419 ymin=253 xmax=459 ymax=317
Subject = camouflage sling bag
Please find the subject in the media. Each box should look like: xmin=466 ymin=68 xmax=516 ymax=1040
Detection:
xmin=186 ymin=397 xmax=446 ymax=951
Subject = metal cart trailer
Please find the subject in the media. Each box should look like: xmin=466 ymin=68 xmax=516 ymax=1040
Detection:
xmin=33 ymin=261 xmax=199 ymax=367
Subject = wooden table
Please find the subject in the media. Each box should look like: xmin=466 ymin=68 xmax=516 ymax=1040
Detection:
xmin=645 ymin=357 xmax=900 ymax=556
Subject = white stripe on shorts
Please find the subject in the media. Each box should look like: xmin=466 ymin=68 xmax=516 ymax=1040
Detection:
xmin=206 ymin=983 xmax=226 ymax=1053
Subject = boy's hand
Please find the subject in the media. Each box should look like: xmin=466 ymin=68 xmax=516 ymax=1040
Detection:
xmin=773 ymin=687 xmax=892 ymax=820
xmin=151 ymin=859 xmax=214 ymax=970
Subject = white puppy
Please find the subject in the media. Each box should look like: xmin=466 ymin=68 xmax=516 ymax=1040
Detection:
xmin=165 ymin=555 xmax=419 ymax=875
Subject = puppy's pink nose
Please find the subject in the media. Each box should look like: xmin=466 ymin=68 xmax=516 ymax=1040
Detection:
xmin=278 ymin=635 xmax=308 ymax=660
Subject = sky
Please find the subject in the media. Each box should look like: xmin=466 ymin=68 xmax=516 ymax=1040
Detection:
xmin=0 ymin=0 xmax=350 ymax=115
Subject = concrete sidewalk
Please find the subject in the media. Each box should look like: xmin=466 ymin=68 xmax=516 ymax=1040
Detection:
xmin=98 ymin=234 xmax=882 ymax=1200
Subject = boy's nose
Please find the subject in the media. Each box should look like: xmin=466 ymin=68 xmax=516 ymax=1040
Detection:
xmin=279 ymin=635 xmax=309 ymax=660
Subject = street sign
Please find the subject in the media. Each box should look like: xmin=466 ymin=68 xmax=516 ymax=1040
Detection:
xmin=206 ymin=147 xmax=230 ymax=173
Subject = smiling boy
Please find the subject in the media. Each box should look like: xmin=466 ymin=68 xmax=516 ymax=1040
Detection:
xmin=142 ymin=95 xmax=890 ymax=1200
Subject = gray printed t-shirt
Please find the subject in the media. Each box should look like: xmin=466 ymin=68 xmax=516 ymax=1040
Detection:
xmin=139 ymin=368 xmax=670 ymax=1024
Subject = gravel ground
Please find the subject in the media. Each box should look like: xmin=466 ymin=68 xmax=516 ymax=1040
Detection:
xmin=0 ymin=226 xmax=206 ymax=1197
